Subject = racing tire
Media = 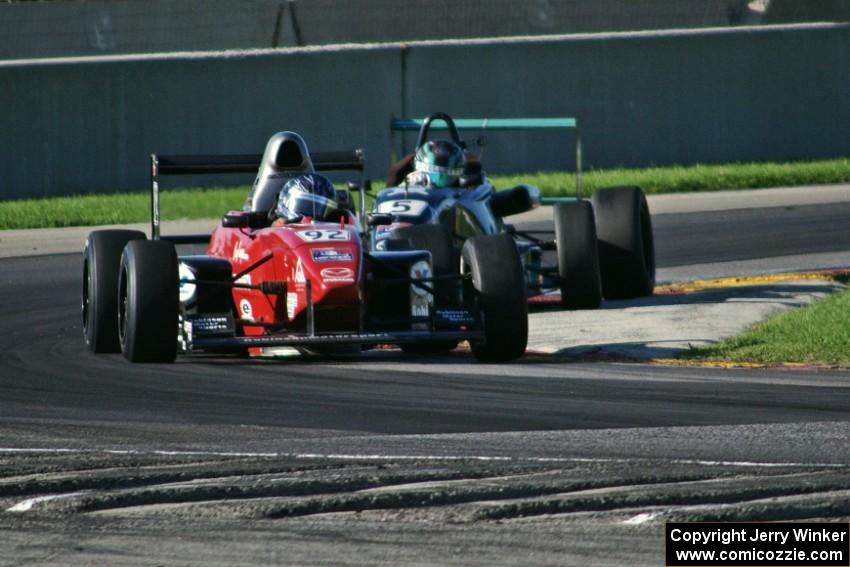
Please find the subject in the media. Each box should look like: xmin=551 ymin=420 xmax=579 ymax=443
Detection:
xmin=461 ymin=234 xmax=528 ymax=362
xmin=554 ymin=200 xmax=602 ymax=309
xmin=82 ymin=229 xmax=146 ymax=353
xmin=118 ymin=240 xmax=179 ymax=363
xmin=592 ymin=186 xmax=655 ymax=299
xmin=392 ymin=225 xmax=460 ymax=355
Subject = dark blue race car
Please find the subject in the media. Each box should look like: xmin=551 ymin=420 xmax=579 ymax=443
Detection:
xmin=367 ymin=112 xmax=656 ymax=320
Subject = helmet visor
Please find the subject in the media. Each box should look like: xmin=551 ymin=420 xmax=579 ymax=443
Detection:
xmin=415 ymin=162 xmax=463 ymax=187
xmin=277 ymin=187 xmax=338 ymax=221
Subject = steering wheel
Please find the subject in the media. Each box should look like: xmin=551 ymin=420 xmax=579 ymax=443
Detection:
xmin=415 ymin=112 xmax=464 ymax=149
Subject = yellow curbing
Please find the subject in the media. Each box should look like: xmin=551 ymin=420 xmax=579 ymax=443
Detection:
xmin=652 ymin=268 xmax=850 ymax=369
xmin=655 ymin=269 xmax=849 ymax=295
xmin=650 ymin=358 xmax=814 ymax=369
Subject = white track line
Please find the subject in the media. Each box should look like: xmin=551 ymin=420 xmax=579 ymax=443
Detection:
xmin=7 ymin=491 xmax=89 ymax=513
xmin=622 ymin=512 xmax=661 ymax=525
xmin=0 ymin=448 xmax=846 ymax=469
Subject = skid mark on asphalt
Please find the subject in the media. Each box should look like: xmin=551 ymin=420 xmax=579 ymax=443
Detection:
xmin=2 ymin=447 xmax=848 ymax=468
xmin=2 ymin=449 xmax=849 ymax=524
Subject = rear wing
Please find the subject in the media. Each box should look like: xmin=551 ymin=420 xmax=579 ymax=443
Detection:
xmin=150 ymin=150 xmax=365 ymax=242
xmin=390 ymin=115 xmax=582 ymax=200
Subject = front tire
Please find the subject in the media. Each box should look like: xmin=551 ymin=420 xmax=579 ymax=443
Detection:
xmin=118 ymin=240 xmax=179 ymax=363
xmin=462 ymin=234 xmax=527 ymax=362
xmin=82 ymin=229 xmax=146 ymax=353
xmin=592 ymin=186 xmax=655 ymax=299
xmin=553 ymin=200 xmax=602 ymax=309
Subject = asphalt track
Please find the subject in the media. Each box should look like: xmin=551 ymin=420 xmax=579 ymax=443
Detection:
xmin=0 ymin=191 xmax=849 ymax=566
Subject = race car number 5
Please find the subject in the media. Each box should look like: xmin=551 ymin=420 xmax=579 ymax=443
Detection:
xmin=296 ymin=229 xmax=349 ymax=242
xmin=376 ymin=200 xmax=428 ymax=216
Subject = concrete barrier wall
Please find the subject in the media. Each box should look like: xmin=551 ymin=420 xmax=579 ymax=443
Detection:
xmin=1 ymin=24 xmax=848 ymax=199
xmin=292 ymin=0 xmax=737 ymax=44
xmin=765 ymin=0 xmax=850 ymax=24
xmin=402 ymin=24 xmax=850 ymax=173
xmin=0 ymin=47 xmax=402 ymax=199
xmin=4 ymin=0 xmax=849 ymax=62
xmin=0 ymin=0 xmax=288 ymax=59
xmin=0 ymin=0 xmax=746 ymax=60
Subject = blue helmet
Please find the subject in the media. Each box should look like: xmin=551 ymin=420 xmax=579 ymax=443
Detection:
xmin=274 ymin=173 xmax=338 ymax=222
xmin=413 ymin=140 xmax=464 ymax=188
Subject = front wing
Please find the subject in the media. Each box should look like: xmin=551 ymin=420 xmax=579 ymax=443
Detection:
xmin=189 ymin=329 xmax=483 ymax=351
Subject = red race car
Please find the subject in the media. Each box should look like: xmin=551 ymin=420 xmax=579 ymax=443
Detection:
xmin=82 ymin=131 xmax=528 ymax=363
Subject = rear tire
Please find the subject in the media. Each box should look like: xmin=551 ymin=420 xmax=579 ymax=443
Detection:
xmin=462 ymin=234 xmax=527 ymax=362
xmin=553 ymin=200 xmax=602 ymax=309
xmin=118 ymin=240 xmax=179 ymax=363
xmin=592 ymin=186 xmax=655 ymax=299
xmin=82 ymin=230 xmax=146 ymax=353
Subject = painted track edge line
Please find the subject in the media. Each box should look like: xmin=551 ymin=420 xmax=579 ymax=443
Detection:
xmin=0 ymin=448 xmax=846 ymax=468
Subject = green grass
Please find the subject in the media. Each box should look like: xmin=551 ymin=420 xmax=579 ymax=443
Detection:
xmin=0 ymin=187 xmax=249 ymax=230
xmin=682 ymin=286 xmax=850 ymax=366
xmin=496 ymin=157 xmax=850 ymax=197
xmin=2 ymin=157 xmax=850 ymax=230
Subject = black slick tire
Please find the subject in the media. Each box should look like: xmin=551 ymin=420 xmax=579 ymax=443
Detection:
xmin=462 ymin=234 xmax=527 ymax=362
xmin=553 ymin=200 xmax=602 ymax=309
xmin=82 ymin=229 xmax=146 ymax=353
xmin=592 ymin=186 xmax=655 ymax=299
xmin=118 ymin=240 xmax=179 ymax=363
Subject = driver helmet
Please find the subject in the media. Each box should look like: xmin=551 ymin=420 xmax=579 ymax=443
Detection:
xmin=413 ymin=139 xmax=464 ymax=188
xmin=274 ymin=173 xmax=338 ymax=222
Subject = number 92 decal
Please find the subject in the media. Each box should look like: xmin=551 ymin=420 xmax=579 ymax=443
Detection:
xmin=295 ymin=229 xmax=350 ymax=242
xmin=375 ymin=200 xmax=428 ymax=216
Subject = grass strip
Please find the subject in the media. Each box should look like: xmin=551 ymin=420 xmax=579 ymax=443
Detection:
xmin=2 ymin=157 xmax=850 ymax=230
xmin=496 ymin=157 xmax=850 ymax=196
xmin=0 ymin=187 xmax=248 ymax=230
xmin=681 ymin=284 xmax=850 ymax=366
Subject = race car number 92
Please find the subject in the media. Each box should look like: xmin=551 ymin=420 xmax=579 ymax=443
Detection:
xmin=376 ymin=200 xmax=428 ymax=217
xmin=295 ymin=229 xmax=350 ymax=242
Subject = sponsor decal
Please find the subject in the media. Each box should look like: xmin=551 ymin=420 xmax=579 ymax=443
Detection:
xmin=312 ymin=248 xmax=353 ymax=262
xmin=385 ymin=186 xmax=428 ymax=196
xmin=374 ymin=225 xmax=393 ymax=237
xmin=409 ymin=260 xmax=432 ymax=297
xmin=409 ymin=259 xmax=433 ymax=319
xmin=235 ymin=274 xmax=251 ymax=286
xmin=232 ymin=241 xmax=249 ymax=262
xmin=412 ymin=304 xmax=429 ymax=317
xmin=286 ymin=292 xmax=298 ymax=319
xmin=434 ymin=309 xmax=476 ymax=324
xmin=293 ymin=257 xmax=305 ymax=283
xmin=373 ymin=222 xmax=411 ymax=242
xmin=178 ymin=263 xmax=196 ymax=303
xmin=375 ymin=199 xmax=428 ymax=216
xmin=320 ymin=267 xmax=355 ymax=283
xmin=295 ymin=229 xmax=349 ymax=242
xmin=189 ymin=315 xmax=233 ymax=334
xmin=239 ymin=299 xmax=253 ymax=320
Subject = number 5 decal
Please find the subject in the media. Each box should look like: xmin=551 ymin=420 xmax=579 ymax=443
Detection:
xmin=376 ymin=200 xmax=428 ymax=216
